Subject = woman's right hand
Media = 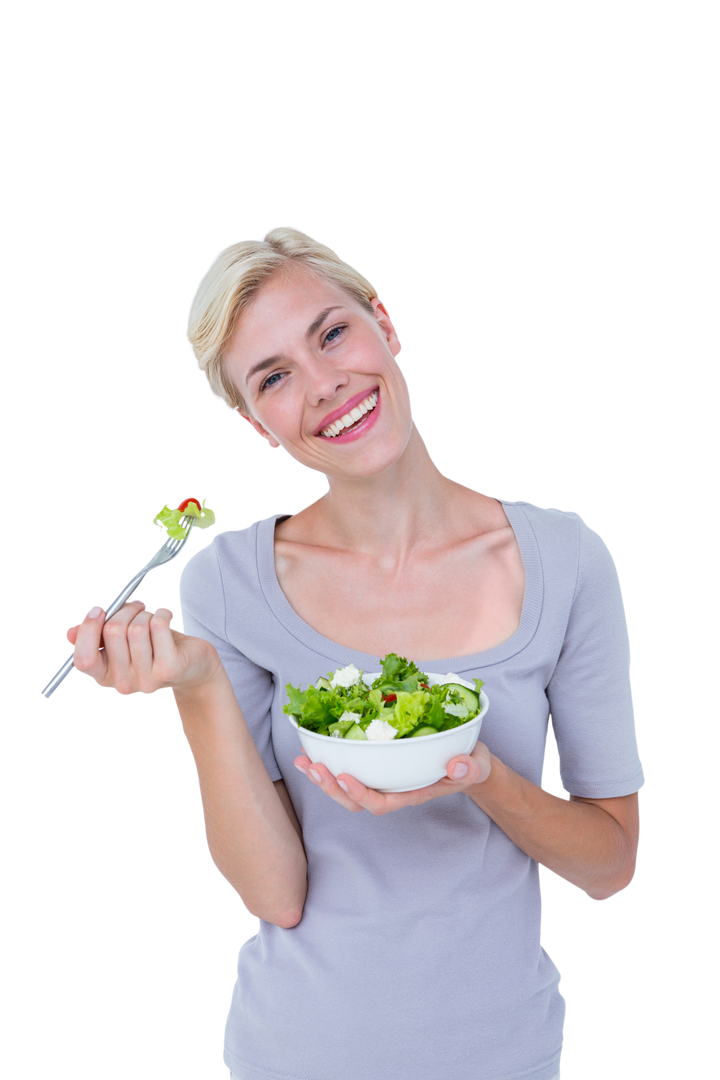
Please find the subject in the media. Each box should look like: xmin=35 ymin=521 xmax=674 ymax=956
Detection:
xmin=67 ymin=601 xmax=222 ymax=694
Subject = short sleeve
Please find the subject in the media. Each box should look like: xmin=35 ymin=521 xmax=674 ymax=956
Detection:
xmin=547 ymin=523 xmax=644 ymax=798
xmin=179 ymin=542 xmax=282 ymax=783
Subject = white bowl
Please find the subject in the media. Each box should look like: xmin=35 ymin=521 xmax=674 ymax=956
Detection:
xmin=287 ymin=672 xmax=489 ymax=793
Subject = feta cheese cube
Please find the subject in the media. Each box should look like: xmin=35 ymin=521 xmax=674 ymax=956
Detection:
xmin=330 ymin=663 xmax=364 ymax=688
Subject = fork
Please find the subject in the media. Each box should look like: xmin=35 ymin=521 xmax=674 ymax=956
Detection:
xmin=41 ymin=517 xmax=195 ymax=698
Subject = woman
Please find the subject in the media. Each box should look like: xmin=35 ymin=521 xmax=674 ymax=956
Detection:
xmin=69 ymin=229 xmax=643 ymax=1080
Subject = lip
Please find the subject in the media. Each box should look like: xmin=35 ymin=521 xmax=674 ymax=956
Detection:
xmin=314 ymin=386 xmax=379 ymax=437
xmin=320 ymin=391 xmax=382 ymax=444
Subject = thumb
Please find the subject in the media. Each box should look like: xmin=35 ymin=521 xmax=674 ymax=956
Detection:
xmin=446 ymin=756 xmax=470 ymax=781
xmin=446 ymin=749 xmax=491 ymax=785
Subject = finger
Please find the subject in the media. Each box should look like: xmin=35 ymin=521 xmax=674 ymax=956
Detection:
xmin=102 ymin=599 xmax=145 ymax=630
xmin=72 ymin=596 xmax=148 ymax=652
xmin=295 ymin=756 xmax=377 ymax=807
xmin=72 ymin=606 xmax=109 ymax=682
xmin=147 ymin=608 xmax=177 ymax=682
xmin=442 ymin=745 xmax=492 ymax=786
xmin=300 ymin=760 xmax=362 ymax=812
xmin=333 ymin=772 xmax=412 ymax=815
xmin=101 ymin=601 xmax=146 ymax=690
xmin=448 ymin=760 xmax=470 ymax=779
xmin=294 ymin=754 xmax=312 ymax=774
xmin=126 ymin=608 xmax=155 ymax=686
xmin=64 ymin=596 xmax=147 ymax=643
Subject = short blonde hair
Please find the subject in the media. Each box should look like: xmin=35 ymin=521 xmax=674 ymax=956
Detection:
xmin=187 ymin=227 xmax=377 ymax=413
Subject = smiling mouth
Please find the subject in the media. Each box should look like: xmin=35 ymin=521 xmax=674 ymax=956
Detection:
xmin=318 ymin=389 xmax=379 ymax=438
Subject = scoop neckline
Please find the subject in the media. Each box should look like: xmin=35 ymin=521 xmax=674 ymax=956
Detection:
xmin=255 ymin=500 xmax=544 ymax=673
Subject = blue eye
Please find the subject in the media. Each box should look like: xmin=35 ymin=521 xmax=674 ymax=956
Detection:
xmin=323 ymin=324 xmax=346 ymax=346
xmin=260 ymin=324 xmax=347 ymax=393
xmin=260 ymin=371 xmax=285 ymax=392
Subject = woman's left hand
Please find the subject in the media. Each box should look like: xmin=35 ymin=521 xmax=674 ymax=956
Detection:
xmin=293 ymin=741 xmax=492 ymax=814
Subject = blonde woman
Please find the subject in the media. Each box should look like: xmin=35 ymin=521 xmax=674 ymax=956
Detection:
xmin=69 ymin=229 xmax=643 ymax=1080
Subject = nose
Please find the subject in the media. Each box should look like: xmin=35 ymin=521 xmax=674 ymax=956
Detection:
xmin=303 ymin=354 xmax=349 ymax=408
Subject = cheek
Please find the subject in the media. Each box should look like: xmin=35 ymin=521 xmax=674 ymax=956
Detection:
xmin=259 ymin=390 xmax=306 ymax=442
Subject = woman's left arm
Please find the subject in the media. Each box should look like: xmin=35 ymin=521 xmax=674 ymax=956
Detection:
xmin=295 ymin=743 xmax=639 ymax=900
xmin=466 ymin=751 xmax=639 ymax=900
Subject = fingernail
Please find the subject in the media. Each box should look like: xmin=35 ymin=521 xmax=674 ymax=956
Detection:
xmin=338 ymin=780 xmax=349 ymax=793
xmin=309 ymin=770 xmax=321 ymax=783
xmin=294 ymin=763 xmax=308 ymax=775
xmin=452 ymin=763 xmax=469 ymax=779
xmin=87 ymin=606 xmax=102 ymax=619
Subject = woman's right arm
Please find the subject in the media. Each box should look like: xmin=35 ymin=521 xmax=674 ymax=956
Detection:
xmin=69 ymin=601 xmax=307 ymax=928
xmin=175 ymin=674 xmax=307 ymax=927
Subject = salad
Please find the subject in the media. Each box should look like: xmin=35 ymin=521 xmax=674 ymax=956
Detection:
xmin=284 ymin=653 xmax=484 ymax=741
xmin=154 ymin=497 xmax=215 ymax=539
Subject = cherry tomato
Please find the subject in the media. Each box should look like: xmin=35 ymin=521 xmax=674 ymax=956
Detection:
xmin=178 ymin=498 xmax=202 ymax=513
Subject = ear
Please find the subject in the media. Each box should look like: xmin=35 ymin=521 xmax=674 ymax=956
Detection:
xmin=236 ymin=409 xmax=280 ymax=448
xmin=370 ymin=298 xmax=401 ymax=357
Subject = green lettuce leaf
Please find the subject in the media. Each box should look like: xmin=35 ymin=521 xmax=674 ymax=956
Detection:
xmin=154 ymin=506 xmax=185 ymax=538
xmin=183 ymin=499 xmax=216 ymax=529
xmin=284 ymin=657 xmax=487 ymax=740
xmin=153 ymin=499 xmax=216 ymax=539
xmin=390 ymin=690 xmax=433 ymax=737
xmin=371 ymin=653 xmax=429 ymax=695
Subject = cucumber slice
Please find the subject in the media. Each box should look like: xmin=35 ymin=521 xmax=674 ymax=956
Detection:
xmin=443 ymin=683 xmax=480 ymax=714
xmin=315 ymin=677 xmax=332 ymax=690
xmin=410 ymin=725 xmax=440 ymax=738
xmin=328 ymin=719 xmax=355 ymax=736
xmin=344 ymin=723 xmax=368 ymax=741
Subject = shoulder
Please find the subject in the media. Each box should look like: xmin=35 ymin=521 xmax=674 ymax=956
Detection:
xmin=180 ymin=517 xmax=274 ymax=619
xmin=504 ymin=499 xmax=582 ymax=539
xmin=179 ymin=516 xmax=280 ymax=641
xmin=505 ymin=499 xmax=608 ymax=556
xmin=179 ymin=511 xmax=272 ymax=565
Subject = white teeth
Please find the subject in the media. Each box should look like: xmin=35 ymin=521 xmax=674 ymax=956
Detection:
xmin=320 ymin=390 xmax=379 ymax=437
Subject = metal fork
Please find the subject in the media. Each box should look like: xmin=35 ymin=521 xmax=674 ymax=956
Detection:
xmin=42 ymin=517 xmax=195 ymax=698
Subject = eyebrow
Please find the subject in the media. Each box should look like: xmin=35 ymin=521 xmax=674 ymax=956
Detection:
xmin=245 ymin=306 xmax=344 ymax=386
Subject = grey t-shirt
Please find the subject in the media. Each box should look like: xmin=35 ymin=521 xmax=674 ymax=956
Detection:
xmin=180 ymin=500 xmax=644 ymax=1080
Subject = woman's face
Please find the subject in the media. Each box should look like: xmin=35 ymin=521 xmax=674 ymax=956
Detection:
xmin=222 ymin=270 xmax=413 ymax=480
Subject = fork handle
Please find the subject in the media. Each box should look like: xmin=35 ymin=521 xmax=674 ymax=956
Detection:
xmin=41 ymin=655 xmax=77 ymax=698
xmin=41 ymin=570 xmax=149 ymax=698
xmin=38 ymin=520 xmax=197 ymax=704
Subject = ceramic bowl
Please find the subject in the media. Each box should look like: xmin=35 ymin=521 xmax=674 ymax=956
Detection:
xmin=287 ymin=672 xmax=489 ymax=793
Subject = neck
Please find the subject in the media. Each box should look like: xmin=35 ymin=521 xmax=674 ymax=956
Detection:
xmin=311 ymin=426 xmax=463 ymax=567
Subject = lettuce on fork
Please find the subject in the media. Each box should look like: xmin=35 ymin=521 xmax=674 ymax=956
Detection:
xmin=284 ymin=653 xmax=484 ymax=740
xmin=150 ymin=494 xmax=218 ymax=540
